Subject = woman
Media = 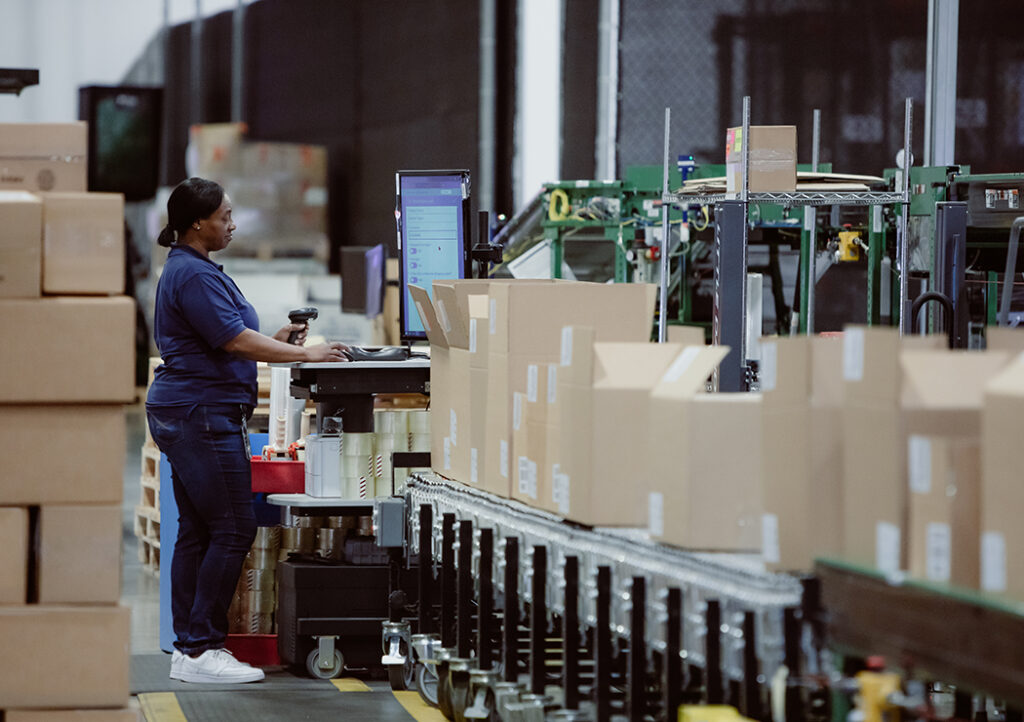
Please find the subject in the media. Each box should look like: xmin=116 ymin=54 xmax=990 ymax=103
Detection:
xmin=146 ymin=177 xmax=348 ymax=684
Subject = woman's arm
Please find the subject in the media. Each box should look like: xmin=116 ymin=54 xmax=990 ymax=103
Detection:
xmin=222 ymin=328 xmax=348 ymax=363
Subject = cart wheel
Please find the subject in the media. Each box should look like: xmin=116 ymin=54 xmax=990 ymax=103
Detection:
xmin=416 ymin=663 xmax=440 ymax=706
xmin=449 ymin=675 xmax=471 ymax=722
xmin=306 ymin=648 xmax=344 ymax=679
xmin=437 ymin=664 xmax=453 ymax=717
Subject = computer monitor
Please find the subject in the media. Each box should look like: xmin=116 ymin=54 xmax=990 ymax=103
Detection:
xmin=396 ymin=170 xmax=472 ymax=342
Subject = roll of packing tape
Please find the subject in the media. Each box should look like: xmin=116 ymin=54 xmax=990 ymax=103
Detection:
xmin=243 ymin=549 xmax=278 ymax=571
xmin=342 ymin=432 xmax=375 ymax=456
xmin=238 ymin=568 xmax=275 ymax=591
xmin=408 ymin=410 xmax=430 ymax=433
xmin=409 ymin=433 xmax=431 ymax=453
xmin=317 ymin=528 xmax=346 ymax=560
xmin=375 ymin=434 xmax=406 ymax=454
xmin=242 ymin=613 xmax=274 ymax=635
xmin=291 ymin=515 xmax=323 ymax=529
xmin=281 ymin=526 xmax=316 ymax=553
xmin=240 ymin=589 xmax=276 ymax=614
xmin=357 ymin=515 xmax=374 ymax=536
xmin=341 ymin=455 xmax=364 ymax=477
xmin=325 ymin=515 xmax=346 ymax=529
xmin=251 ymin=526 xmax=281 ymax=551
xmin=374 ymin=410 xmax=408 ymax=435
xmin=341 ymin=476 xmax=362 ymax=499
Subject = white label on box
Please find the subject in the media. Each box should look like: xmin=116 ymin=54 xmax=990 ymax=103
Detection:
xmin=762 ymin=513 xmax=781 ymax=564
xmin=524 ymin=458 xmax=538 ymax=498
xmin=415 ymin=301 xmax=432 ymax=333
xmin=661 ymin=346 xmax=703 ymax=384
xmin=470 ymin=448 xmax=479 ymax=484
xmin=925 ymin=522 xmax=952 ymax=582
xmin=513 ymin=393 xmax=523 ymax=431
xmin=436 ymin=299 xmax=452 ymax=334
xmin=500 ymin=440 xmax=509 ymax=478
xmin=517 ymin=456 xmax=531 ymax=495
xmin=450 ymin=409 xmax=458 ymax=446
xmin=981 ymin=531 xmax=1008 ymax=592
xmin=872 ymin=205 xmax=883 ymax=234
xmin=554 ymin=471 xmax=570 ymax=514
xmin=490 ymin=298 xmax=497 ymax=335
xmin=469 ymin=318 xmax=478 ymax=353
xmin=561 ymin=327 xmax=573 ymax=366
xmin=547 ymin=366 xmax=557 ymax=404
xmin=527 ymin=365 xmax=539 ymax=403
xmin=443 ymin=437 xmax=451 ymax=470
xmin=875 ymin=521 xmax=901 ymax=575
xmin=908 ymin=435 xmax=932 ymax=494
xmin=803 ymin=206 xmax=815 ymax=232
xmin=760 ymin=342 xmax=778 ymax=392
xmin=648 ymin=492 xmax=665 ymax=537
xmin=843 ymin=327 xmax=865 ymax=381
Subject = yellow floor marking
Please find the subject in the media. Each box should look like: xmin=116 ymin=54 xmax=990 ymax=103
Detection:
xmin=138 ymin=692 xmax=188 ymax=722
xmin=392 ymin=690 xmax=449 ymax=721
xmin=331 ymin=677 xmax=372 ymax=692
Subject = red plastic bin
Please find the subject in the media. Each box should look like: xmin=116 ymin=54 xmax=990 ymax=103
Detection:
xmin=225 ymin=634 xmax=280 ymax=667
xmin=250 ymin=458 xmax=304 ymax=493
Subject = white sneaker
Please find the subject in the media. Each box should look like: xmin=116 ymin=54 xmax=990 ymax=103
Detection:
xmin=169 ymin=650 xmax=185 ymax=680
xmin=174 ymin=648 xmax=265 ymax=684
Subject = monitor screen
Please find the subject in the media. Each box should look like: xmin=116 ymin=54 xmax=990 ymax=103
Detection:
xmin=396 ymin=170 xmax=471 ymax=341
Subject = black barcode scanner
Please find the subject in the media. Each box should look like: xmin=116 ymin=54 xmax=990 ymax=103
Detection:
xmin=287 ymin=307 xmax=318 ymax=344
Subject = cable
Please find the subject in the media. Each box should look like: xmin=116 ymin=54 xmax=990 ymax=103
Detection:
xmin=547 ymin=188 xmax=571 ymax=222
xmin=691 ymin=205 xmax=710 ymax=232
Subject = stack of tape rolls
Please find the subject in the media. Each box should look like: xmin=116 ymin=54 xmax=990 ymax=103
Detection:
xmin=231 ymin=526 xmax=281 ymax=634
xmin=405 ymin=409 xmax=432 ymax=479
xmin=280 ymin=525 xmax=316 ymax=560
xmin=374 ymin=409 xmax=410 ymax=496
xmin=342 ymin=431 xmax=375 ymax=499
xmin=316 ymin=527 xmax=346 ymax=561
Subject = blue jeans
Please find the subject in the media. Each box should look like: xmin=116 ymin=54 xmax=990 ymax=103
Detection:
xmin=146 ymin=404 xmax=257 ymax=656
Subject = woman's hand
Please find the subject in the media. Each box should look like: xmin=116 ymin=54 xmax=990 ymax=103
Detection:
xmin=303 ymin=341 xmax=350 ymax=363
xmin=273 ymin=323 xmax=308 ymax=346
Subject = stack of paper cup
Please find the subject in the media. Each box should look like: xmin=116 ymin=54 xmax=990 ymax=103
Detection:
xmin=341 ymin=432 xmax=375 ymax=499
xmin=374 ymin=409 xmax=410 ymax=496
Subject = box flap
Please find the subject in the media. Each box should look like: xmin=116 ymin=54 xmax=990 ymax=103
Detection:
xmin=668 ymin=325 xmax=706 ymax=346
xmin=592 ymin=342 xmax=686 ymax=390
xmin=901 ymin=350 xmax=1011 ymax=435
xmin=985 ymin=353 xmax=1024 ymax=397
xmin=986 ymin=327 xmax=1024 ymax=354
xmin=651 ymin=345 xmax=729 ymax=399
xmin=432 ymin=283 xmax=470 ymax=349
xmin=407 ymin=284 xmax=448 ymax=348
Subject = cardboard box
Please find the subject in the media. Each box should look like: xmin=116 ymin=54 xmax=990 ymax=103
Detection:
xmin=725 ymin=125 xmax=797 ymax=194
xmin=0 ymin=406 xmax=125 ymax=505
xmin=40 ymin=192 xmax=125 ymax=295
xmin=36 ymin=504 xmax=122 ymax=604
xmin=0 ymin=297 xmax=135 ymax=403
xmin=0 ymin=605 xmax=130 ymax=708
xmin=0 ymin=123 xmax=88 ymax=192
xmin=650 ymin=392 xmax=763 ymax=551
xmin=981 ymin=359 xmax=1024 ymax=599
xmin=0 ymin=191 xmax=43 ymax=298
xmin=5 ymin=709 xmax=140 ymax=722
xmin=900 ymin=350 xmax=1008 ymax=588
xmin=0 ymin=507 xmax=28 ymax=604
xmin=985 ymin=327 xmax=1024 ymax=354
xmin=759 ymin=336 xmax=844 ymax=571
xmin=840 ymin=327 xmax=945 ymax=572
xmin=558 ymin=340 xmax=692 ymax=527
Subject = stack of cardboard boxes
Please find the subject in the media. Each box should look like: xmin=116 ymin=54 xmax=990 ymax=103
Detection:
xmin=414 ymin=280 xmax=1024 ymax=605
xmin=0 ymin=123 xmax=136 ymax=720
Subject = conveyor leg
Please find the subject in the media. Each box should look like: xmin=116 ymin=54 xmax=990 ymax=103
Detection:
xmin=441 ymin=513 xmax=457 ymax=649
xmin=628 ymin=576 xmax=647 ymax=720
xmin=503 ymin=537 xmax=521 ymax=684
xmin=562 ymin=555 xmax=580 ymax=710
xmin=664 ymin=587 xmax=683 ymax=720
xmin=530 ymin=545 xmax=547 ymax=696
xmin=595 ymin=566 xmax=612 ymax=722
xmin=705 ymin=600 xmax=723 ymax=704
xmin=743 ymin=611 xmax=762 ymax=720
xmin=458 ymin=520 xmax=474 ymax=659
xmin=418 ymin=503 xmax=434 ymax=634
xmin=477 ymin=528 xmax=495 ymax=671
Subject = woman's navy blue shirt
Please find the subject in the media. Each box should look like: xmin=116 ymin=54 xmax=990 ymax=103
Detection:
xmin=147 ymin=245 xmax=259 ymax=409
